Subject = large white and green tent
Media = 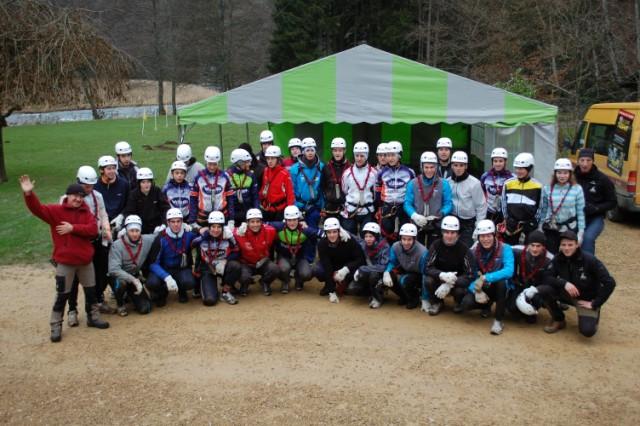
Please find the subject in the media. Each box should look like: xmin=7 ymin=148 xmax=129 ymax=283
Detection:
xmin=178 ymin=44 xmax=558 ymax=178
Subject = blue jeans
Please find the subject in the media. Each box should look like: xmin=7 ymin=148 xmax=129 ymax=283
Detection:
xmin=582 ymin=216 xmax=604 ymax=255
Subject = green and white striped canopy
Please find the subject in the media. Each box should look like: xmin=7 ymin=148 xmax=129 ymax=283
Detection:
xmin=178 ymin=44 xmax=557 ymax=126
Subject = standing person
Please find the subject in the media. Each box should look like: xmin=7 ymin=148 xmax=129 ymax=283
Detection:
xmin=351 ymin=222 xmax=390 ymax=309
xmin=321 ymin=137 xmax=350 ymax=220
xmin=65 ymin=166 xmax=113 ymax=325
xmin=341 ymin=141 xmax=377 ymax=235
xmin=574 ymin=148 xmax=617 ymax=255
xmin=115 ymin=141 xmax=139 ymax=190
xmin=448 ymin=151 xmax=487 ymax=247
xmin=226 ymin=148 xmax=259 ymax=226
xmin=507 ymin=230 xmax=553 ymax=324
xmin=20 ymin=176 xmax=109 ymax=342
xmin=375 ymin=141 xmax=416 ymax=242
xmin=164 ymin=143 xmax=205 ymax=185
xmin=95 ymin=155 xmax=129 ymax=233
xmin=383 ymin=223 xmax=428 ymax=309
xmin=464 ymin=220 xmax=515 ymax=336
xmin=283 ymin=138 xmax=302 ymax=168
xmin=259 ymin=145 xmax=295 ymax=221
xmin=123 ymin=167 xmax=170 ymax=235
xmin=193 ymin=211 xmax=241 ymax=306
xmin=254 ymin=129 xmax=275 ymax=188
xmin=405 ymin=151 xmax=453 ymax=247
xmin=501 ymin=152 xmax=543 ymax=245
xmin=147 ymin=208 xmax=198 ymax=305
xmin=290 ymin=137 xmax=324 ymax=228
xmin=436 ymin=137 xmax=453 ymax=179
xmin=375 ymin=143 xmax=388 ymax=171
xmin=189 ymin=146 xmax=235 ymax=228
xmin=422 ymin=216 xmax=475 ymax=315
xmin=234 ymin=209 xmax=280 ymax=296
xmin=539 ymin=158 xmax=586 ymax=254
xmin=162 ymin=160 xmax=192 ymax=219
xmin=480 ymin=148 xmax=514 ymax=224
xmin=315 ymin=218 xmax=365 ymax=303
xmin=538 ymin=231 xmax=616 ymax=337
xmin=270 ymin=205 xmax=322 ymax=293
xmin=107 ymin=215 xmax=155 ymax=316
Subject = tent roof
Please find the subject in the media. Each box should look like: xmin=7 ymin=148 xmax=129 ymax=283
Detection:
xmin=178 ymin=44 xmax=557 ymax=126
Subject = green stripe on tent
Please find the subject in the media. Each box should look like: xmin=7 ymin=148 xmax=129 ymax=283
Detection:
xmin=382 ymin=123 xmax=412 ymax=161
xmin=270 ymin=122 xmax=295 ymax=153
xmin=178 ymin=94 xmax=228 ymax=125
xmin=503 ymin=92 xmax=557 ymax=125
xmin=323 ymin=123 xmax=352 ymax=160
xmin=282 ymin=56 xmax=337 ymax=123
xmin=392 ymin=57 xmax=448 ymax=123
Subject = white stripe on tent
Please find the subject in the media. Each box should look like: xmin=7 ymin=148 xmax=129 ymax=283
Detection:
xmin=446 ymin=74 xmax=505 ymax=123
xmin=336 ymin=44 xmax=392 ymax=123
xmin=227 ymin=74 xmax=283 ymax=123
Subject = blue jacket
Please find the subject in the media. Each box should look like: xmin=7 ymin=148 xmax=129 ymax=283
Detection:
xmin=95 ymin=176 xmax=129 ymax=221
xmin=469 ymin=241 xmax=514 ymax=292
xmin=290 ymin=157 xmax=324 ymax=210
xmin=404 ymin=175 xmax=453 ymax=217
xmin=150 ymin=229 xmax=198 ymax=279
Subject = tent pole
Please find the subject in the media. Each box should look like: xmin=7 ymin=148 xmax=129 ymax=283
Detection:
xmin=219 ymin=124 xmax=225 ymax=169
xmin=245 ymin=123 xmax=250 ymax=144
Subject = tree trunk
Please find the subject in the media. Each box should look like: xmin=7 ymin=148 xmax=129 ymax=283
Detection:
xmin=636 ymin=0 xmax=640 ymax=100
xmin=426 ymin=0 xmax=432 ymax=64
xmin=81 ymin=74 xmax=102 ymax=120
xmin=152 ymin=0 xmax=166 ymax=115
xmin=157 ymin=78 xmax=165 ymax=115
xmin=171 ymin=80 xmax=177 ymax=115
xmin=0 ymin=122 xmax=7 ymax=183
xmin=601 ymin=0 xmax=621 ymax=84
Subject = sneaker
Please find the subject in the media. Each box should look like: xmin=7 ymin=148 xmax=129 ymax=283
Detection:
xmin=428 ymin=302 xmax=443 ymax=316
xmin=178 ymin=291 xmax=189 ymax=303
xmin=98 ymin=302 xmax=116 ymax=314
xmin=480 ymin=306 xmax=491 ymax=318
xmin=369 ymin=298 xmax=381 ymax=309
xmin=262 ymin=282 xmax=272 ymax=296
xmin=67 ymin=310 xmax=79 ymax=327
xmin=453 ymin=302 xmax=464 ymax=314
xmin=117 ymin=306 xmax=128 ymax=317
xmin=329 ymin=292 xmax=339 ymax=303
xmin=221 ymin=291 xmax=238 ymax=305
xmin=295 ymin=280 xmax=304 ymax=291
xmin=420 ymin=300 xmax=431 ymax=313
xmin=490 ymin=320 xmax=504 ymax=335
xmin=240 ymin=284 xmax=249 ymax=296
xmin=544 ymin=320 xmax=566 ymax=334
xmin=192 ymin=288 xmax=201 ymax=299
xmin=406 ymin=298 xmax=419 ymax=310
xmin=281 ymin=281 xmax=289 ymax=294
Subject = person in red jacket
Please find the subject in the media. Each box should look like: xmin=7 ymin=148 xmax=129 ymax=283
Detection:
xmin=234 ymin=208 xmax=280 ymax=296
xmin=258 ymin=145 xmax=295 ymax=222
xmin=20 ymin=176 xmax=109 ymax=343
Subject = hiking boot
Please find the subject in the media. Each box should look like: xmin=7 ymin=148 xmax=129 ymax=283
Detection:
xmin=192 ymin=287 xmax=201 ymax=299
xmin=428 ymin=302 xmax=443 ymax=316
xmin=420 ymin=299 xmax=431 ymax=313
xmin=50 ymin=311 xmax=63 ymax=343
xmin=240 ymin=283 xmax=249 ymax=296
xmin=453 ymin=302 xmax=464 ymax=314
xmin=221 ymin=291 xmax=238 ymax=305
xmin=98 ymin=302 xmax=116 ymax=315
xmin=319 ymin=285 xmax=330 ymax=296
xmin=87 ymin=304 xmax=110 ymax=329
xmin=406 ymin=298 xmax=419 ymax=310
xmin=67 ymin=310 xmax=79 ymax=327
xmin=155 ymin=297 xmax=167 ymax=308
xmin=490 ymin=320 xmax=504 ymax=335
xmin=480 ymin=306 xmax=492 ymax=318
xmin=295 ymin=280 xmax=304 ymax=291
xmin=262 ymin=282 xmax=272 ymax=296
xmin=544 ymin=320 xmax=566 ymax=334
xmin=281 ymin=281 xmax=289 ymax=294
xmin=369 ymin=298 xmax=381 ymax=309
xmin=329 ymin=292 xmax=339 ymax=303
xmin=117 ymin=306 xmax=128 ymax=317
xmin=178 ymin=290 xmax=189 ymax=303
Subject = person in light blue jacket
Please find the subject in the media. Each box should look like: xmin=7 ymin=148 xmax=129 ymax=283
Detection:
xmin=539 ymin=158 xmax=586 ymax=254
xmin=464 ymin=219 xmax=514 ymax=336
xmin=289 ymin=138 xmax=324 ymax=228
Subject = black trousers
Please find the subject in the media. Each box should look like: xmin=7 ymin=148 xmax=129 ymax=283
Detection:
xmin=238 ymin=260 xmax=280 ymax=286
xmin=146 ymin=268 xmax=195 ymax=304
xmin=113 ymin=278 xmax=152 ymax=314
xmin=462 ymin=280 xmax=507 ymax=321
xmin=423 ymin=275 xmax=469 ymax=304
xmin=537 ymin=285 xmax=601 ymax=337
xmin=380 ymin=203 xmax=409 ymax=242
xmin=505 ymin=286 xmax=544 ymax=320
xmin=354 ymin=269 xmax=383 ymax=301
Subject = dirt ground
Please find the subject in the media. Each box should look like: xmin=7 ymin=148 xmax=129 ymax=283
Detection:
xmin=1 ymin=220 xmax=639 ymax=425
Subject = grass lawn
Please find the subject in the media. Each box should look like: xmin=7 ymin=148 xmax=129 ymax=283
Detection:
xmin=0 ymin=118 xmax=266 ymax=264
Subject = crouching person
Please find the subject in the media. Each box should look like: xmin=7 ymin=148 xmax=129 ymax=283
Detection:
xmin=507 ymin=230 xmax=553 ymax=324
xmin=234 ymin=208 xmax=280 ymax=296
xmin=352 ymin=222 xmax=390 ymax=309
xmin=147 ymin=208 xmax=197 ymax=306
xmin=107 ymin=215 xmax=154 ymax=316
xmin=194 ymin=211 xmax=241 ymax=306
xmin=315 ymin=218 xmax=365 ymax=303
xmin=382 ymin=223 xmax=428 ymax=309
xmin=20 ymin=176 xmax=109 ymax=342
xmin=422 ymin=216 xmax=474 ymax=316
xmin=537 ymin=231 xmax=615 ymax=337
xmin=464 ymin=220 xmax=514 ymax=335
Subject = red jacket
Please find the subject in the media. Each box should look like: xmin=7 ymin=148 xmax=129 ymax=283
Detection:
xmin=259 ymin=164 xmax=295 ymax=212
xmin=234 ymin=224 xmax=277 ymax=265
xmin=24 ymin=192 xmax=98 ymax=265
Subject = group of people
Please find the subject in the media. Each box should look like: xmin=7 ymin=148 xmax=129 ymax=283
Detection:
xmin=20 ymin=130 xmax=617 ymax=342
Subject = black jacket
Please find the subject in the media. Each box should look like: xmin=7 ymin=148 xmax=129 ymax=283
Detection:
xmin=425 ymin=238 xmax=474 ymax=287
xmin=321 ymin=158 xmax=350 ymax=210
xmin=544 ymin=248 xmax=615 ymax=309
xmin=512 ymin=246 xmax=553 ymax=289
xmin=574 ymin=165 xmax=616 ymax=220
xmin=123 ymin=186 xmax=170 ymax=234
xmin=317 ymin=237 xmax=365 ymax=289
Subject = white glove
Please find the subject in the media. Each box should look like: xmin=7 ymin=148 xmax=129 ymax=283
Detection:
xmin=214 ymin=260 xmax=226 ymax=276
xmin=334 ymin=266 xmax=349 ymax=282
xmin=227 ymin=220 xmax=235 ymax=229
xmin=110 ymin=214 xmax=124 ymax=229
xmin=383 ymin=271 xmax=393 ymax=287
xmin=153 ymin=224 xmax=166 ymax=234
xmin=445 ymin=272 xmax=458 ymax=284
xmin=191 ymin=223 xmax=201 ymax=231
xmin=237 ymin=222 xmax=247 ymax=236
xmin=182 ymin=223 xmax=192 ymax=232
xmin=475 ymin=290 xmax=490 ymax=304
xmin=329 ymin=292 xmax=339 ymax=303
xmin=435 ymin=283 xmax=453 ymax=299
xmin=131 ymin=278 xmax=143 ymax=295
xmin=426 ymin=215 xmax=438 ymax=222
xmin=339 ymin=227 xmax=351 ymax=242
xmin=577 ymin=230 xmax=584 ymax=245
xmin=223 ymin=226 xmax=234 ymax=240
xmin=353 ymin=269 xmax=361 ymax=282
xmin=411 ymin=212 xmax=428 ymax=227
xmin=117 ymin=228 xmax=126 ymax=239
xmin=164 ymin=276 xmax=178 ymax=293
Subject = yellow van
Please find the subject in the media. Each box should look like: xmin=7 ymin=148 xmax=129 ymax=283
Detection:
xmin=568 ymin=102 xmax=639 ymax=221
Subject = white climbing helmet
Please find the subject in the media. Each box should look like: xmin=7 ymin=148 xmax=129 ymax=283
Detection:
xmin=514 ymin=152 xmax=535 ymax=168
xmin=170 ymin=160 xmax=187 ymax=172
xmin=265 ymin=145 xmax=282 ymax=158
xmin=288 ymin=138 xmax=302 ymax=149
xmin=207 ymin=211 xmax=226 ymax=225
xmin=98 ymin=155 xmax=117 ymax=168
xmin=204 ymin=146 xmax=221 ymax=163
xmin=176 ymin=144 xmax=192 ymax=161
xmin=301 ymin=137 xmax=316 ymax=150
xmin=323 ymin=217 xmax=341 ymax=231
xmin=554 ymin=158 xmax=573 ymax=171
xmin=124 ymin=215 xmax=142 ymax=229
xmin=136 ymin=167 xmax=154 ymax=181
xmin=331 ymin=137 xmax=347 ymax=149
xmin=516 ymin=287 xmax=539 ymax=316
xmin=246 ymin=208 xmax=263 ymax=220
xmin=420 ymin=151 xmax=438 ymax=164
xmin=353 ymin=141 xmax=369 ymax=155
xmin=166 ymin=208 xmax=183 ymax=220
xmin=284 ymin=205 xmax=302 ymax=220
xmin=436 ymin=137 xmax=453 ymax=149
xmin=115 ymin=141 xmax=132 ymax=155
xmin=491 ymin=147 xmax=508 ymax=159
xmin=77 ymin=165 xmax=98 ymax=184
xmin=376 ymin=143 xmax=389 ymax=155
xmin=441 ymin=216 xmax=460 ymax=231
xmin=399 ymin=223 xmax=418 ymax=237
xmin=451 ymin=151 xmax=468 ymax=164
xmin=259 ymin=130 xmax=274 ymax=143
xmin=362 ymin=222 xmax=381 ymax=235
xmin=230 ymin=148 xmax=251 ymax=164
xmin=387 ymin=141 xmax=403 ymax=154
xmin=475 ymin=219 xmax=496 ymax=235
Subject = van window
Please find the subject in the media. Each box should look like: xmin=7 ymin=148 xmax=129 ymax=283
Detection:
xmin=572 ymin=121 xmax=587 ymax=153
xmin=586 ymin=123 xmax=616 ymax=157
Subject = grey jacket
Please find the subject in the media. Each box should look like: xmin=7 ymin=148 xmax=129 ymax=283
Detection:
xmin=108 ymin=234 xmax=156 ymax=283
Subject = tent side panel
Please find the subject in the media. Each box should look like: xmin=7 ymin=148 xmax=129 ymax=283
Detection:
xmin=178 ymin=94 xmax=228 ymax=125
xmin=391 ymin=57 xmax=447 ymax=123
xmin=503 ymin=92 xmax=557 ymax=125
xmin=282 ymin=57 xmax=337 ymax=123
xmin=228 ymin=76 xmax=282 ymax=123
xmin=446 ymin=74 xmax=505 ymax=123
